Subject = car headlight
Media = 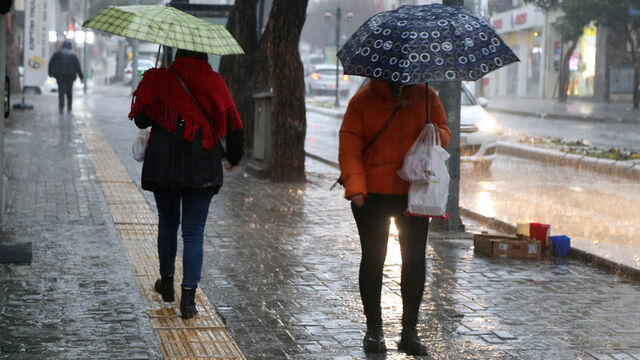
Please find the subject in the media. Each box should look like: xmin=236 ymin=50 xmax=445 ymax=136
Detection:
xmin=46 ymin=78 xmax=56 ymax=85
xmin=477 ymin=114 xmax=498 ymax=132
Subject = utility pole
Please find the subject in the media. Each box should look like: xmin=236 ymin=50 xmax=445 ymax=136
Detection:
xmin=433 ymin=0 xmax=465 ymax=232
xmin=0 ymin=12 xmax=6 ymax=225
xmin=334 ymin=7 xmax=341 ymax=107
xmin=132 ymin=0 xmax=139 ymax=92
xmin=83 ymin=0 xmax=88 ymax=94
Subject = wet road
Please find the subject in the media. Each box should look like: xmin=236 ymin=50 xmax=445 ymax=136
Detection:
xmin=306 ymin=110 xmax=640 ymax=269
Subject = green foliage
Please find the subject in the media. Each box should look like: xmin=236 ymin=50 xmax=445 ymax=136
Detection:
xmin=596 ymin=0 xmax=640 ymax=31
xmin=523 ymin=0 xmax=561 ymax=11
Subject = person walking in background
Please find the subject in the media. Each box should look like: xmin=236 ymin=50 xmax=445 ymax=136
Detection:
xmin=129 ymin=49 xmax=243 ymax=319
xmin=339 ymin=79 xmax=450 ymax=355
xmin=48 ymin=40 xmax=83 ymax=114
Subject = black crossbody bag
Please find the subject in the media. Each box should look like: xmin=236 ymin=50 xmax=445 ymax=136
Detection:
xmin=167 ymin=66 xmax=229 ymax=159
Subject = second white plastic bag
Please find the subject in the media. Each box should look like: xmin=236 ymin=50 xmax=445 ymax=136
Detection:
xmin=405 ymin=145 xmax=450 ymax=217
xmin=132 ymin=128 xmax=150 ymax=162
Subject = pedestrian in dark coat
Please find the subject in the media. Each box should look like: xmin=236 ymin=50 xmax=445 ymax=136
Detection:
xmin=129 ymin=49 xmax=243 ymax=319
xmin=48 ymin=40 xmax=83 ymax=113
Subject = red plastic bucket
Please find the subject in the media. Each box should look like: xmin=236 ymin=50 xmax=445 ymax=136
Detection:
xmin=530 ymin=223 xmax=550 ymax=250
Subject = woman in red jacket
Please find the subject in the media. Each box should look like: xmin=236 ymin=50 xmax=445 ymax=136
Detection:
xmin=339 ymin=79 xmax=450 ymax=355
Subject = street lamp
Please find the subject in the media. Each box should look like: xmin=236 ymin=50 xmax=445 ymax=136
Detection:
xmin=324 ymin=7 xmax=353 ymax=107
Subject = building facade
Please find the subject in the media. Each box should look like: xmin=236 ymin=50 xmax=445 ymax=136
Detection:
xmin=486 ymin=3 xmax=601 ymax=100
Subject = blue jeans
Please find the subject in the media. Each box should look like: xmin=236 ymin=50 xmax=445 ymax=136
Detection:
xmin=153 ymin=188 xmax=215 ymax=288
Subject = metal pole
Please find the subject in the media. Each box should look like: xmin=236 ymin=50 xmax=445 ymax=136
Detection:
xmin=433 ymin=0 xmax=464 ymax=232
xmin=334 ymin=7 xmax=341 ymax=108
xmin=83 ymin=0 xmax=88 ymax=94
xmin=132 ymin=0 xmax=139 ymax=92
xmin=0 ymin=14 xmax=6 ymax=224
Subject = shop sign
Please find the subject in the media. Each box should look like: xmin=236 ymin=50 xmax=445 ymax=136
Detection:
xmin=23 ymin=0 xmax=53 ymax=88
xmin=491 ymin=5 xmax=544 ymax=34
xmin=492 ymin=18 xmax=503 ymax=30
xmin=553 ymin=41 xmax=561 ymax=71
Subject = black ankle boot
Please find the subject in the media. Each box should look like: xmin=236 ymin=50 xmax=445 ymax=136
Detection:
xmin=398 ymin=327 xmax=428 ymax=356
xmin=154 ymin=275 xmax=174 ymax=302
xmin=180 ymin=286 xmax=198 ymax=319
xmin=363 ymin=324 xmax=386 ymax=353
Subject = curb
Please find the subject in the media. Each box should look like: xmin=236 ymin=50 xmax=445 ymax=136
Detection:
xmin=458 ymin=207 xmax=517 ymax=234
xmin=487 ymin=107 xmax=639 ymax=124
xmin=496 ymin=141 xmax=640 ymax=182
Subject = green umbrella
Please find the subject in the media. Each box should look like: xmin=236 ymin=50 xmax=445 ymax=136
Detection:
xmin=83 ymin=5 xmax=244 ymax=55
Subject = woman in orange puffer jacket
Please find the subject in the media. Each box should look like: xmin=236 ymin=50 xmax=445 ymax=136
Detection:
xmin=339 ymin=78 xmax=450 ymax=355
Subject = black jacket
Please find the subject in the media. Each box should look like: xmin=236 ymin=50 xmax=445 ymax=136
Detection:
xmin=135 ymin=114 xmax=243 ymax=192
xmin=48 ymin=48 xmax=83 ymax=81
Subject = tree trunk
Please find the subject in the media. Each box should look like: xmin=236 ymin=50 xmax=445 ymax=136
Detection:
xmin=219 ymin=0 xmax=258 ymax=150
xmin=250 ymin=16 xmax=272 ymax=93
xmin=558 ymin=39 xmax=577 ymax=103
xmin=6 ymin=16 xmax=21 ymax=93
xmin=267 ymin=0 xmax=308 ymax=182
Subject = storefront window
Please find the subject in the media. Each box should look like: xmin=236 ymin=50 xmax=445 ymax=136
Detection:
xmin=568 ymin=26 xmax=597 ymax=97
xmin=526 ymin=28 xmax=542 ymax=96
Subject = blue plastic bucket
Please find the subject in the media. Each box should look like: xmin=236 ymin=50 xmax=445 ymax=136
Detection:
xmin=550 ymin=235 xmax=571 ymax=257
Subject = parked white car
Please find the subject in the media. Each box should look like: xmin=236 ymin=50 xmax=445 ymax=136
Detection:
xmin=19 ymin=66 xmax=58 ymax=94
xmin=124 ymin=58 xmax=155 ymax=84
xmin=306 ymin=64 xmax=351 ymax=97
xmin=456 ymin=84 xmax=499 ymax=170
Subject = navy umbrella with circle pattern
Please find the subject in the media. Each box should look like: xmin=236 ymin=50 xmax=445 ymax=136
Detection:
xmin=337 ymin=4 xmax=519 ymax=84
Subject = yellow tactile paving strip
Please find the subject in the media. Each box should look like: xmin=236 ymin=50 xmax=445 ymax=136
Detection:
xmin=74 ymin=107 xmax=245 ymax=359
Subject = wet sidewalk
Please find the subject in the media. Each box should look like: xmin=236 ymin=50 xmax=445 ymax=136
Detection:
xmin=485 ymin=96 xmax=640 ymax=123
xmin=1 ymin=89 xmax=640 ymax=359
xmin=0 ymin=95 xmax=161 ymax=358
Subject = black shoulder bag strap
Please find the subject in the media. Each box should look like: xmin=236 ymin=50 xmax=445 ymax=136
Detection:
xmin=425 ymin=82 xmax=430 ymax=125
xmin=167 ymin=66 xmax=229 ymax=159
xmin=331 ymin=103 xmax=400 ymax=190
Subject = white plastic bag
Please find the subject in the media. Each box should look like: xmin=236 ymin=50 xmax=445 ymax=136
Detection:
xmin=403 ymin=125 xmax=451 ymax=218
xmin=132 ymin=128 xmax=150 ymax=162
xmin=397 ymin=124 xmax=439 ymax=184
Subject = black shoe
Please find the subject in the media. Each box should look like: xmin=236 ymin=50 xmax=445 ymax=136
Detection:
xmin=363 ymin=324 xmax=387 ymax=353
xmin=398 ymin=328 xmax=428 ymax=356
xmin=180 ymin=286 xmax=198 ymax=319
xmin=153 ymin=275 xmax=175 ymax=302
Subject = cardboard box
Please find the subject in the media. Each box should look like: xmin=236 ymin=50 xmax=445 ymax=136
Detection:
xmin=473 ymin=234 xmax=541 ymax=258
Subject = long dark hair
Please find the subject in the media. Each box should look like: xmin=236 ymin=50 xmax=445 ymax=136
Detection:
xmin=175 ymin=49 xmax=208 ymax=62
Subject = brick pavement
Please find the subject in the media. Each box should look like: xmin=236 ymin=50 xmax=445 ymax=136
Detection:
xmin=0 ymin=95 xmax=161 ymax=359
xmin=88 ymin=86 xmax=640 ymax=359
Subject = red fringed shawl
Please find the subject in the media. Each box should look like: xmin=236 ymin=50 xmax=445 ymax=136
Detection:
xmin=128 ymin=56 xmax=242 ymax=150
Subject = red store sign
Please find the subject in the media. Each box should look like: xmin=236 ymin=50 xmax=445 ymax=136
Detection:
xmin=492 ymin=18 xmax=503 ymax=30
xmin=515 ymin=12 xmax=528 ymax=25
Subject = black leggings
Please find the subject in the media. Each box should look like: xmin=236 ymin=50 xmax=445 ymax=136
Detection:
xmin=351 ymin=193 xmax=429 ymax=328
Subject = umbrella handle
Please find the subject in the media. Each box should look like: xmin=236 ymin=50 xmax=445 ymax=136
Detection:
xmin=155 ymin=44 xmax=161 ymax=68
